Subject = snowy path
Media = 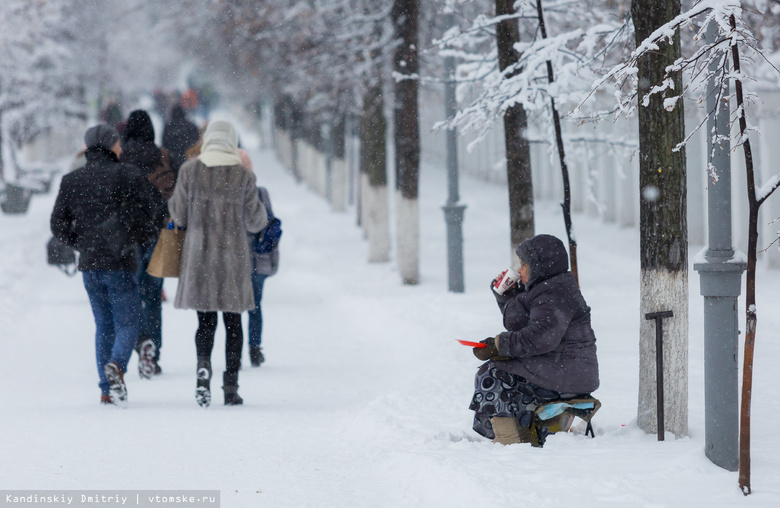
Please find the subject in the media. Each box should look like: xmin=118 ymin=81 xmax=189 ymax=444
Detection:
xmin=1 ymin=135 xmax=779 ymax=507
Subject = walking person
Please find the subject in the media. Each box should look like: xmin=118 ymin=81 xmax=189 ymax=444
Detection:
xmin=121 ymin=109 xmax=175 ymax=377
xmin=50 ymin=125 xmax=155 ymax=406
xmin=240 ymin=150 xmax=280 ymax=367
xmin=168 ymin=120 xmax=267 ymax=407
xmin=162 ymin=103 xmax=200 ymax=176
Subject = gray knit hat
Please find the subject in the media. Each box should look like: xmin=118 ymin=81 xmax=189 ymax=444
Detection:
xmin=84 ymin=124 xmax=120 ymax=150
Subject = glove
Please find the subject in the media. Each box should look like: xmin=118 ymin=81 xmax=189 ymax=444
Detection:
xmin=473 ymin=336 xmax=511 ymax=362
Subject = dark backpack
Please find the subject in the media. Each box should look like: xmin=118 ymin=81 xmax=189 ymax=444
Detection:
xmin=47 ymin=237 xmax=78 ymax=276
xmin=252 ymin=188 xmax=282 ymax=255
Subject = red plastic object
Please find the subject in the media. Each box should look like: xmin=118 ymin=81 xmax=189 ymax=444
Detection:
xmin=456 ymin=339 xmax=487 ymax=348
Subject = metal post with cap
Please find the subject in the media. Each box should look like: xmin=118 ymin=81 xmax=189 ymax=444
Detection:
xmin=692 ymin=23 xmax=745 ymax=472
xmin=441 ymin=11 xmax=466 ymax=293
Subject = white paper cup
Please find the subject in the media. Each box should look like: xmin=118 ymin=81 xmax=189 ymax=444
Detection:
xmin=494 ymin=267 xmax=520 ymax=295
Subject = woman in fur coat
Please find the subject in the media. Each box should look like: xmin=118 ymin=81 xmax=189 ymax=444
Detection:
xmin=168 ymin=120 xmax=267 ymax=407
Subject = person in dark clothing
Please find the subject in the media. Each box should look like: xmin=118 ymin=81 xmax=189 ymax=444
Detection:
xmin=121 ymin=109 xmax=174 ymax=377
xmin=50 ymin=125 xmax=154 ymax=406
xmin=469 ymin=234 xmax=600 ymax=444
xmin=162 ymin=104 xmax=200 ymax=175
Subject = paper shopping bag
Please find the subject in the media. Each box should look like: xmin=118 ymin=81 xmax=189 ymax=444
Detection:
xmin=147 ymin=223 xmax=185 ymax=278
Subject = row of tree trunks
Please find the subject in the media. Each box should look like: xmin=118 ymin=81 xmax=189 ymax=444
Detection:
xmin=632 ymin=0 xmax=689 ymax=439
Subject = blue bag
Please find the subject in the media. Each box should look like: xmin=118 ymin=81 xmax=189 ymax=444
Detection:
xmin=252 ymin=188 xmax=282 ymax=255
xmin=254 ymin=216 xmax=282 ymax=254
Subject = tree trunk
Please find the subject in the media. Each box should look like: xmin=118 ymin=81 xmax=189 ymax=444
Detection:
xmin=361 ymin=82 xmax=390 ymax=262
xmin=331 ymin=113 xmax=347 ymax=212
xmin=496 ymin=0 xmax=534 ymax=261
xmin=392 ymin=0 xmax=420 ymax=284
xmin=729 ymin=17 xmax=761 ymax=493
xmin=536 ymin=0 xmax=578 ymax=285
xmin=633 ymin=0 xmax=689 ymax=438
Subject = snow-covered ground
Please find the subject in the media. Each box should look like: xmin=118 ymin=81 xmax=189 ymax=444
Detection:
xmin=1 ymin=125 xmax=779 ymax=507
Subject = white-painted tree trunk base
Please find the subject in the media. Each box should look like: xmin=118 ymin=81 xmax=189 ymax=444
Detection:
xmin=396 ymin=192 xmax=419 ymax=284
xmin=330 ymin=158 xmax=347 ymax=212
xmin=367 ymin=184 xmax=390 ymax=262
xmin=317 ymin=151 xmax=327 ymax=197
xmin=638 ymin=268 xmax=689 ymax=437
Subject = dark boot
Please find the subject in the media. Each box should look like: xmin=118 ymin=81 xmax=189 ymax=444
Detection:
xmin=103 ymin=362 xmax=127 ymax=408
xmin=195 ymin=358 xmax=212 ymax=408
xmin=223 ymin=371 xmax=243 ymax=406
xmin=137 ymin=338 xmax=156 ymax=379
xmin=250 ymin=347 xmax=264 ymax=367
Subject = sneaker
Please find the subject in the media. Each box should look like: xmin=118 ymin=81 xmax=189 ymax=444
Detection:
xmin=137 ymin=339 xmax=156 ymax=379
xmin=195 ymin=360 xmax=212 ymax=408
xmin=100 ymin=394 xmax=112 ymax=405
xmin=152 ymin=360 xmax=162 ymax=376
xmin=250 ymin=347 xmax=265 ymax=367
xmin=103 ymin=362 xmax=127 ymax=407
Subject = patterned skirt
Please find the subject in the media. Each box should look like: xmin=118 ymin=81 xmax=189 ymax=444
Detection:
xmin=469 ymin=361 xmax=562 ymax=439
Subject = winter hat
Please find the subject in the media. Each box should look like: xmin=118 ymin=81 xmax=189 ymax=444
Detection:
xmin=124 ymin=110 xmax=155 ymax=142
xmin=170 ymin=104 xmax=187 ymax=121
xmin=84 ymin=124 xmax=120 ymax=151
xmin=198 ymin=120 xmax=242 ymax=167
xmin=515 ymin=234 xmax=569 ymax=288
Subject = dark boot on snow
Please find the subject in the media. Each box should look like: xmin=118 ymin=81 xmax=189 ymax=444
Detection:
xmin=137 ymin=338 xmax=156 ymax=379
xmin=195 ymin=358 xmax=212 ymax=408
xmin=223 ymin=372 xmax=243 ymax=406
xmin=249 ymin=347 xmax=264 ymax=367
xmin=103 ymin=362 xmax=127 ymax=407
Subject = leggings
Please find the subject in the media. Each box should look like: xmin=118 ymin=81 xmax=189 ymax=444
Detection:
xmin=195 ymin=311 xmax=243 ymax=374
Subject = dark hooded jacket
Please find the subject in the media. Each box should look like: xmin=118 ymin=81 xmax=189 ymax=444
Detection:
xmin=121 ymin=110 xmax=174 ymax=236
xmin=162 ymin=105 xmax=200 ymax=174
xmin=50 ymin=147 xmax=154 ymax=271
xmin=491 ymin=234 xmax=599 ymax=394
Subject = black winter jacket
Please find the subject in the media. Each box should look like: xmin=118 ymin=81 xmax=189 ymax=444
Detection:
xmin=162 ymin=106 xmax=199 ymax=173
xmin=492 ymin=235 xmax=600 ymax=394
xmin=50 ymin=147 xmax=154 ymax=271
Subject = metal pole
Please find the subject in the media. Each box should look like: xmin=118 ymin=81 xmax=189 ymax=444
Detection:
xmin=645 ymin=311 xmax=673 ymax=441
xmin=442 ymin=12 xmax=466 ymax=293
xmin=692 ymin=23 xmax=745 ymax=472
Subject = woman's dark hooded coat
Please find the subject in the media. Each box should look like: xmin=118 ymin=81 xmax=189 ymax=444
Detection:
xmin=121 ymin=110 xmax=174 ymax=237
xmin=491 ymin=234 xmax=599 ymax=394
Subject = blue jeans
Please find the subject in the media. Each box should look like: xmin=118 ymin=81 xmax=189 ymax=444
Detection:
xmin=247 ymin=273 xmax=267 ymax=349
xmin=137 ymin=243 xmax=163 ymax=358
xmin=83 ymin=270 xmax=140 ymax=395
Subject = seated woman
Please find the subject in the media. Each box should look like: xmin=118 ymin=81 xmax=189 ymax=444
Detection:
xmin=470 ymin=234 xmax=599 ymax=445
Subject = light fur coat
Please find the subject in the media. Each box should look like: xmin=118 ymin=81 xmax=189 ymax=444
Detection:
xmin=169 ymin=159 xmax=267 ymax=312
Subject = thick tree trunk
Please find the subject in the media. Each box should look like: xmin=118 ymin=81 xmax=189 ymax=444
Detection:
xmin=361 ymin=83 xmax=390 ymax=262
xmin=633 ymin=0 xmax=689 ymax=438
xmin=496 ymin=0 xmax=534 ymax=260
xmin=392 ymin=0 xmax=420 ymax=284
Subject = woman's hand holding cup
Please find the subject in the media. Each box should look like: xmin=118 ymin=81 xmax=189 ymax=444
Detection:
xmin=493 ymin=267 xmax=520 ymax=295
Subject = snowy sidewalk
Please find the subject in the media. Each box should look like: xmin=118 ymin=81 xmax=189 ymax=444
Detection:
xmin=1 ymin=138 xmax=779 ymax=506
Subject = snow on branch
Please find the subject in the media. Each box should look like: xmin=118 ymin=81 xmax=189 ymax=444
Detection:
xmin=435 ymin=5 xmax=627 ymax=146
xmin=577 ymin=0 xmax=777 ymax=155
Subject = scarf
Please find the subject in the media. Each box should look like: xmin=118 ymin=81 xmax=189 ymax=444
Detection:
xmin=197 ymin=120 xmax=242 ymax=167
